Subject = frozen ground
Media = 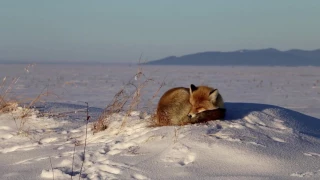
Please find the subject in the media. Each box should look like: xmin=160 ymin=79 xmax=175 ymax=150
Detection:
xmin=0 ymin=64 xmax=320 ymax=179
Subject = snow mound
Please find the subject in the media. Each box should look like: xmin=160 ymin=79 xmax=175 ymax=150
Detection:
xmin=36 ymin=102 xmax=320 ymax=179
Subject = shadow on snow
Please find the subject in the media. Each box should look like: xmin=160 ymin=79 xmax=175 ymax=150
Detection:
xmin=225 ymin=102 xmax=320 ymax=138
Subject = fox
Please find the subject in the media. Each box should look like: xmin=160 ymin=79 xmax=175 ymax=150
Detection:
xmin=155 ymin=84 xmax=224 ymax=126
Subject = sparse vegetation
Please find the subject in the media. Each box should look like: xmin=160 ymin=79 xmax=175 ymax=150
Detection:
xmin=92 ymin=65 xmax=155 ymax=133
xmin=0 ymin=64 xmax=57 ymax=133
xmin=0 ymin=76 xmax=19 ymax=113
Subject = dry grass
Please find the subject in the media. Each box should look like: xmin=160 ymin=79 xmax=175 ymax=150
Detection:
xmin=145 ymin=77 xmax=167 ymax=127
xmin=20 ymin=86 xmax=58 ymax=118
xmin=0 ymin=101 xmax=18 ymax=113
xmin=92 ymin=65 xmax=154 ymax=133
xmin=0 ymin=76 xmax=20 ymax=113
xmin=0 ymin=64 xmax=35 ymax=114
xmin=0 ymin=64 xmax=58 ymax=133
xmin=1 ymin=62 xmax=164 ymax=134
xmin=92 ymin=54 xmax=168 ymax=133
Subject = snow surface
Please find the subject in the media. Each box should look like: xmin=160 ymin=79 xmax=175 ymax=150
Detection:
xmin=1 ymin=64 xmax=320 ymax=179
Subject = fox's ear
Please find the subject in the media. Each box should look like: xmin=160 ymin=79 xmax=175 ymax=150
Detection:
xmin=209 ymin=89 xmax=219 ymax=101
xmin=190 ymin=84 xmax=198 ymax=92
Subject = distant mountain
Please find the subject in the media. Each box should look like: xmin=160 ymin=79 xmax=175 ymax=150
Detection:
xmin=144 ymin=48 xmax=320 ymax=66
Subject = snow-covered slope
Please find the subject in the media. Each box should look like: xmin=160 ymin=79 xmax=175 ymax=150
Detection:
xmin=1 ymin=64 xmax=320 ymax=179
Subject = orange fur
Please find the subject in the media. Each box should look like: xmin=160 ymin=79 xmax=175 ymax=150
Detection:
xmin=155 ymin=84 xmax=224 ymax=126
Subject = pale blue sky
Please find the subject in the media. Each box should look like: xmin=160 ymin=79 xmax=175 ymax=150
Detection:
xmin=1 ymin=0 xmax=320 ymax=63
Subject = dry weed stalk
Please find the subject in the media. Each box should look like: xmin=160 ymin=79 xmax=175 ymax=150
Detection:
xmin=145 ymin=76 xmax=167 ymax=126
xmin=1 ymin=64 xmax=59 ymax=133
xmin=93 ymin=65 xmax=153 ymax=133
xmin=0 ymin=64 xmax=34 ymax=113
xmin=49 ymin=156 xmax=55 ymax=180
xmin=79 ymin=102 xmax=90 ymax=179
xmin=0 ymin=76 xmax=20 ymax=113
xmin=14 ymin=89 xmax=57 ymax=134
xmin=12 ymin=90 xmax=59 ymax=135
xmin=173 ymin=126 xmax=181 ymax=143
xmin=20 ymin=86 xmax=58 ymax=118
xmin=119 ymin=75 xmax=152 ymax=130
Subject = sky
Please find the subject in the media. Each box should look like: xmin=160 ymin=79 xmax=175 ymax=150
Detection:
xmin=1 ymin=0 xmax=320 ymax=63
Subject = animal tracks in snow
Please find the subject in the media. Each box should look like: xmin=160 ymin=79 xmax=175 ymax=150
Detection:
xmin=163 ymin=143 xmax=196 ymax=166
xmin=244 ymin=113 xmax=289 ymax=132
xmin=204 ymin=110 xmax=293 ymax=147
xmin=2 ymin=103 xmax=317 ymax=180
xmin=41 ymin=114 xmax=154 ymax=180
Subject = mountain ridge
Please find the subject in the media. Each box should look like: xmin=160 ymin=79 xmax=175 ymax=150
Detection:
xmin=144 ymin=48 xmax=320 ymax=66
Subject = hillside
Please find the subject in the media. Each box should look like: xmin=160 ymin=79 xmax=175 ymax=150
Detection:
xmin=145 ymin=48 xmax=320 ymax=66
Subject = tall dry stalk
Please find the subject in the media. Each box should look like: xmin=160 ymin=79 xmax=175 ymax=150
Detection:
xmin=143 ymin=76 xmax=167 ymax=127
xmin=92 ymin=64 xmax=153 ymax=133
xmin=0 ymin=76 xmax=19 ymax=113
xmin=20 ymin=85 xmax=58 ymax=118
xmin=79 ymin=102 xmax=90 ymax=179
xmin=0 ymin=64 xmax=34 ymax=113
xmin=0 ymin=64 xmax=59 ymax=133
xmin=119 ymin=75 xmax=152 ymax=130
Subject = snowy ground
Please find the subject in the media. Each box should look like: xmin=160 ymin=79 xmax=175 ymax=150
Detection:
xmin=1 ymin=64 xmax=320 ymax=180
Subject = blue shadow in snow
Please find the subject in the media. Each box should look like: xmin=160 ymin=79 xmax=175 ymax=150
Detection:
xmin=224 ymin=102 xmax=320 ymax=139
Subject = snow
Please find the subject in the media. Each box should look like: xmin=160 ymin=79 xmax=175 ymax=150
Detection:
xmin=1 ymin=64 xmax=320 ymax=179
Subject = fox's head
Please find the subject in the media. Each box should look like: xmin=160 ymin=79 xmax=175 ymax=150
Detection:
xmin=188 ymin=84 xmax=222 ymax=118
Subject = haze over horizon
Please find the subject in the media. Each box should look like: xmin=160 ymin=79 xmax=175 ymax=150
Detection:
xmin=1 ymin=1 xmax=320 ymax=63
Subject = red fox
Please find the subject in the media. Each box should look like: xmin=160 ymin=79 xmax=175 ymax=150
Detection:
xmin=155 ymin=84 xmax=224 ymax=126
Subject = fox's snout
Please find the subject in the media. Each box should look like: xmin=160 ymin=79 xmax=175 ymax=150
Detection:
xmin=187 ymin=113 xmax=196 ymax=118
